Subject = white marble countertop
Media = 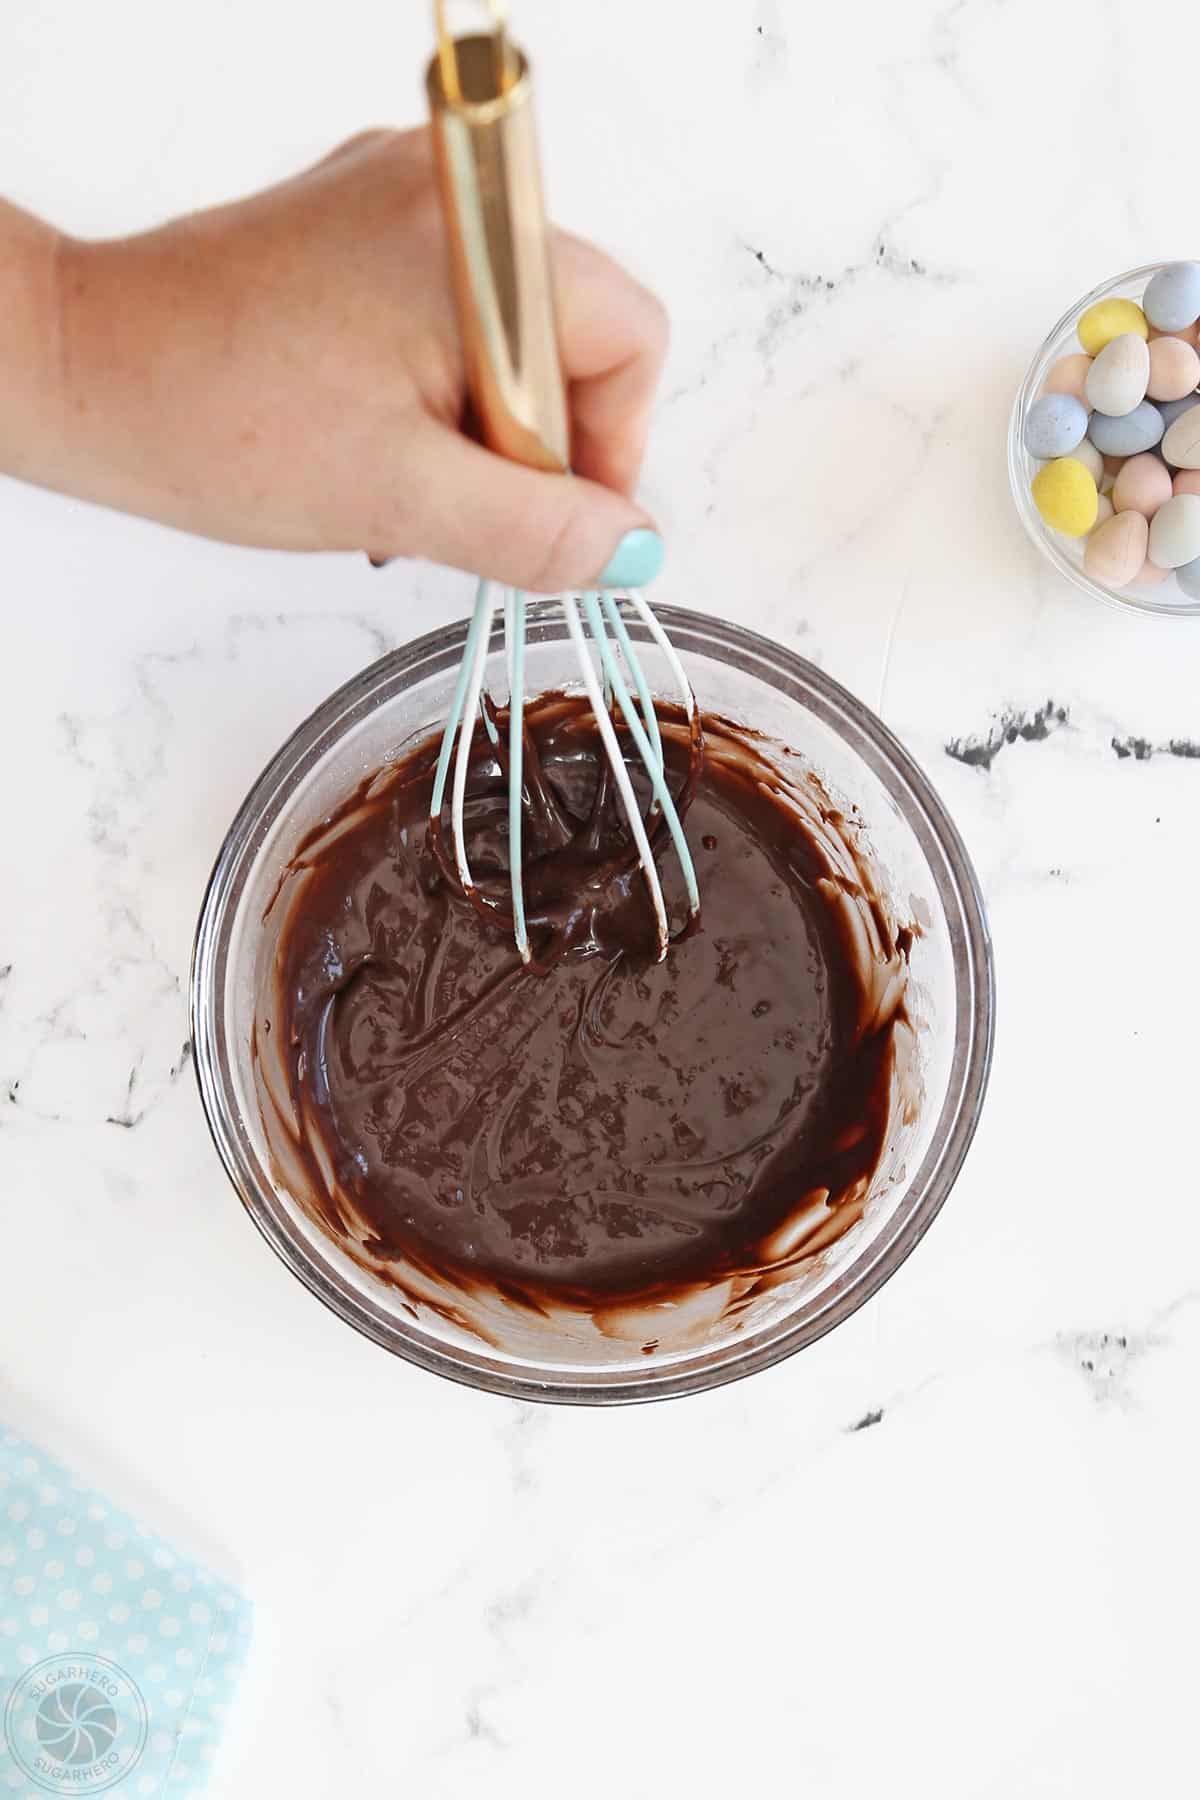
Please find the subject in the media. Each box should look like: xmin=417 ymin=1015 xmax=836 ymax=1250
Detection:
xmin=4 ymin=1 xmax=1200 ymax=1792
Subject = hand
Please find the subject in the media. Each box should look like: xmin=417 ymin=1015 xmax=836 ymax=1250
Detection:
xmin=51 ymin=128 xmax=669 ymax=590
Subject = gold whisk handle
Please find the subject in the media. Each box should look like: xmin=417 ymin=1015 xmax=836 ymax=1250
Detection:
xmin=426 ymin=8 xmax=570 ymax=476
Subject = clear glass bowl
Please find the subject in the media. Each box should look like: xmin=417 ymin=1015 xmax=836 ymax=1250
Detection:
xmin=191 ymin=603 xmax=994 ymax=1404
xmin=1009 ymin=262 xmax=1200 ymax=619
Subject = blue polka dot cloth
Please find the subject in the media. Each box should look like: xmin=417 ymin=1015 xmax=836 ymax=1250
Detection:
xmin=0 ymin=1429 xmax=251 ymax=1797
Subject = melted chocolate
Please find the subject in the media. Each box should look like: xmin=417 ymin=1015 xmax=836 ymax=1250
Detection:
xmin=257 ymin=696 xmax=911 ymax=1315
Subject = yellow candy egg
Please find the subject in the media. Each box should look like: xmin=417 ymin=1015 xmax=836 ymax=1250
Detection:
xmin=1077 ymin=297 xmax=1149 ymax=355
xmin=1031 ymin=457 xmax=1099 ymax=536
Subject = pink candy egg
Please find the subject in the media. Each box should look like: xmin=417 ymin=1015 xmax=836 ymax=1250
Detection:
xmin=1084 ymin=510 xmax=1148 ymax=586
xmin=1129 ymin=555 xmax=1169 ymax=586
xmin=1041 ymin=353 xmax=1092 ymax=404
xmin=1112 ymin=452 xmax=1173 ymax=518
xmin=1146 ymin=335 xmax=1200 ymax=401
xmin=1173 ymin=469 xmax=1200 ymax=497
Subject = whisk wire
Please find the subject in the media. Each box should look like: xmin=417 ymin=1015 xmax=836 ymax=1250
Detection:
xmin=582 ymin=595 xmax=701 ymax=919
xmin=505 ymin=588 xmax=531 ymax=962
xmin=431 ymin=576 xmax=491 ymax=820
xmin=435 ymin=578 xmax=498 ymax=904
xmin=599 ymin=593 xmax=664 ymax=775
xmin=562 ymin=594 xmax=672 ymax=960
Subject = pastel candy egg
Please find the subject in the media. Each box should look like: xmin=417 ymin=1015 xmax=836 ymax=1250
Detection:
xmin=1143 ymin=262 xmax=1200 ymax=333
xmin=1160 ymin=403 xmax=1200 ymax=469
xmin=1174 ymin=555 xmax=1200 ymax=600
xmin=1077 ymin=297 xmax=1148 ymax=355
xmin=1150 ymin=321 xmax=1200 ymax=349
xmin=1083 ymin=509 xmax=1148 ymax=587
xmin=1093 ymin=493 xmax=1114 ymax=527
xmin=1023 ymin=393 xmax=1088 ymax=459
xmin=1086 ymin=333 xmax=1150 ymax=415
xmin=1146 ymin=335 xmax=1200 ymax=402
xmin=1111 ymin=452 xmax=1172 ymax=518
xmin=1087 ymin=401 xmax=1163 ymax=456
xmin=1148 ymin=493 xmax=1200 ymax=567
xmin=1070 ymin=438 xmax=1104 ymax=485
xmin=1155 ymin=394 xmax=1200 ymax=434
xmin=1173 ymin=469 xmax=1200 ymax=497
xmin=1129 ymin=556 xmax=1168 ymax=587
xmin=1041 ymin=353 xmax=1092 ymax=403
xmin=1031 ymin=457 xmax=1098 ymax=536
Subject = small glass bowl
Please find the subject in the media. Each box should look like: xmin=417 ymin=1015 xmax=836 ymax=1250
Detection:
xmin=1009 ymin=262 xmax=1200 ymax=619
xmin=191 ymin=603 xmax=994 ymax=1404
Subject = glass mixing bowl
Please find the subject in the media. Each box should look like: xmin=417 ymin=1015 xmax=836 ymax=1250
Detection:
xmin=1009 ymin=262 xmax=1200 ymax=619
xmin=191 ymin=603 xmax=994 ymax=1403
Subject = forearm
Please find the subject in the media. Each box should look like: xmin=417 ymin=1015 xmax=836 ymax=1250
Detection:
xmin=1 ymin=201 xmax=278 ymax=544
xmin=0 ymin=198 xmax=69 ymax=490
xmin=0 ymin=199 xmax=166 ymax=523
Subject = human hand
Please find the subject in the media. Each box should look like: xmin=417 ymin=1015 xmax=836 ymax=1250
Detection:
xmin=52 ymin=127 xmax=668 ymax=590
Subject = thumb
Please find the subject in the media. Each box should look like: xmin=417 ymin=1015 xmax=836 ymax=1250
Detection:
xmin=393 ymin=424 xmax=663 ymax=593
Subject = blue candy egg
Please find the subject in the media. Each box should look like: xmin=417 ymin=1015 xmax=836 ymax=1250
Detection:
xmin=1023 ymin=393 xmax=1088 ymax=459
xmin=1143 ymin=262 xmax=1200 ymax=332
xmin=1156 ymin=393 xmax=1200 ymax=433
xmin=1174 ymin=554 xmax=1200 ymax=601
xmin=1087 ymin=400 xmax=1164 ymax=456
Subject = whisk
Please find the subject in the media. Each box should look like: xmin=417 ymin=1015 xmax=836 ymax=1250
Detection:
xmin=426 ymin=0 xmax=700 ymax=963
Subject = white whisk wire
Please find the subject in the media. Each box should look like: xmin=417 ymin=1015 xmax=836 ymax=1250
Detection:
xmin=562 ymin=594 xmax=671 ymax=960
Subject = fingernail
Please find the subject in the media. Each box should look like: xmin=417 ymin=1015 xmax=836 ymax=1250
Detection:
xmin=594 ymin=527 xmax=664 ymax=591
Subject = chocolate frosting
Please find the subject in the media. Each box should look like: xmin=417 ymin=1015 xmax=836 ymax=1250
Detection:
xmin=253 ymin=695 xmax=914 ymax=1333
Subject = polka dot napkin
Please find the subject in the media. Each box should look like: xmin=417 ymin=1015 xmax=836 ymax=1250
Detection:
xmin=0 ymin=1429 xmax=251 ymax=1796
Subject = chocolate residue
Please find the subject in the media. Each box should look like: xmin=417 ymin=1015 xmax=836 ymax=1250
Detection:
xmin=1112 ymin=735 xmax=1200 ymax=761
xmin=253 ymin=694 xmax=917 ymax=1343
xmin=849 ymin=1407 xmax=884 ymax=1432
xmin=945 ymin=701 xmax=1068 ymax=771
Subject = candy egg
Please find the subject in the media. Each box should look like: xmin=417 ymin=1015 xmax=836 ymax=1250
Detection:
xmin=1160 ymin=403 xmax=1200 ymax=469
xmin=1086 ymin=333 xmax=1150 ymax=415
xmin=1129 ymin=556 xmax=1168 ymax=587
xmin=1093 ymin=493 xmax=1115 ymax=527
xmin=1023 ymin=393 xmax=1088 ymax=459
xmin=1087 ymin=400 xmax=1164 ymax=456
xmin=1146 ymin=334 xmax=1200 ymax=401
xmin=1083 ymin=509 xmax=1148 ymax=587
xmin=1150 ymin=321 xmax=1200 ymax=349
xmin=1031 ymin=457 xmax=1099 ymax=536
xmin=1111 ymin=452 xmax=1173 ymax=518
xmin=1041 ymin=353 xmax=1093 ymax=403
xmin=1155 ymin=394 xmax=1200 ymax=434
xmin=1143 ymin=262 xmax=1200 ymax=332
xmin=1078 ymin=297 xmax=1149 ymax=354
xmin=1174 ymin=554 xmax=1200 ymax=600
xmin=1173 ymin=469 xmax=1200 ymax=497
xmin=1148 ymin=493 xmax=1200 ymax=567
xmin=1069 ymin=437 xmax=1104 ymax=485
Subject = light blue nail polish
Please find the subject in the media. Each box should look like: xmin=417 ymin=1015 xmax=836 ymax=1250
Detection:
xmin=595 ymin=527 xmax=665 ymax=590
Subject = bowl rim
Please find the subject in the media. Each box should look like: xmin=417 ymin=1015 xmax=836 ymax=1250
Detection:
xmin=1008 ymin=260 xmax=1200 ymax=620
xmin=190 ymin=600 xmax=995 ymax=1405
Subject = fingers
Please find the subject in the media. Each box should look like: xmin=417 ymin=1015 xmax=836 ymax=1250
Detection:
xmin=551 ymin=231 xmax=669 ymax=496
xmin=386 ymin=420 xmax=660 ymax=593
